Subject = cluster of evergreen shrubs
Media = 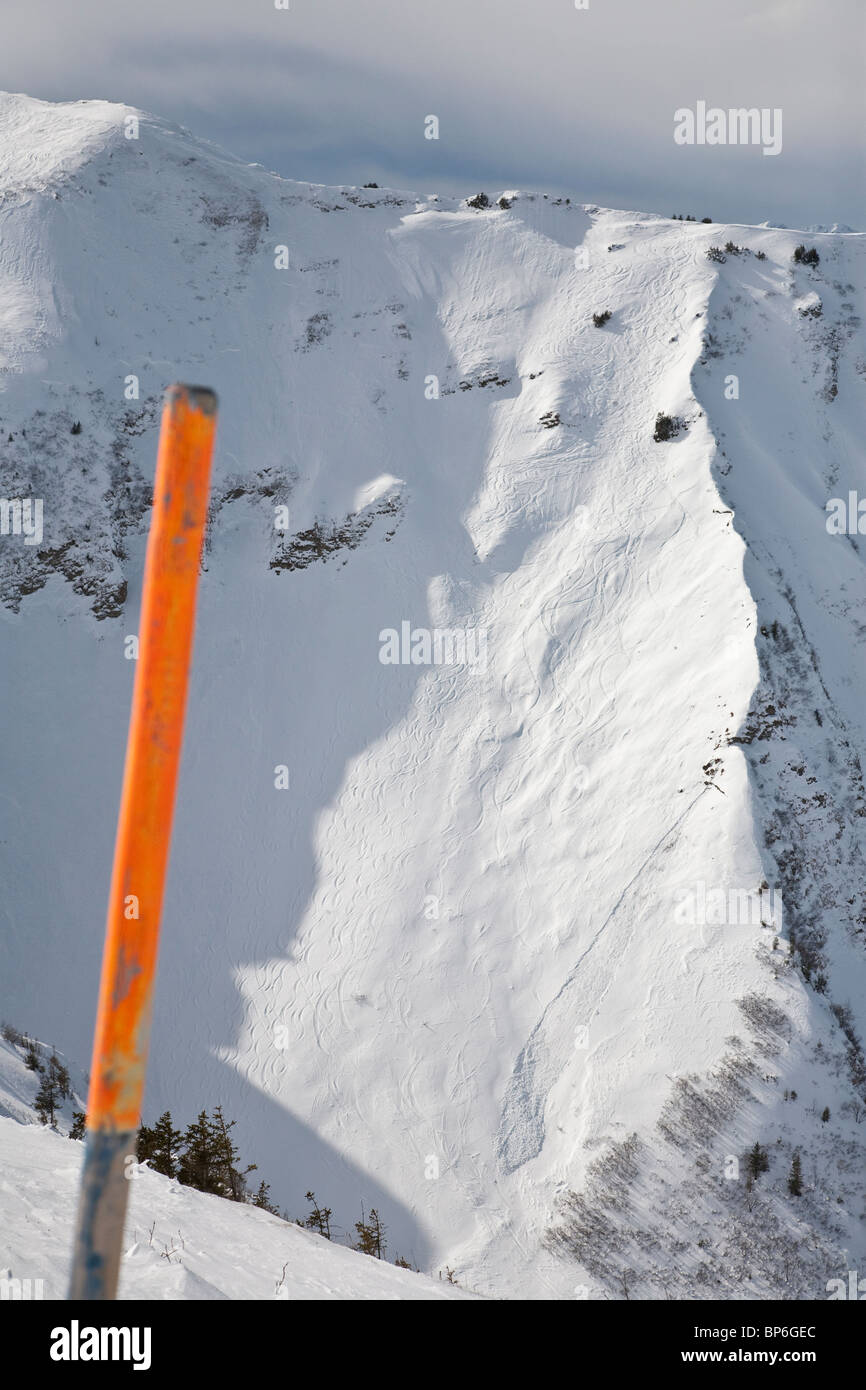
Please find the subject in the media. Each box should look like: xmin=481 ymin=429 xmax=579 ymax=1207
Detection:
xmin=465 ymin=192 xmax=513 ymax=211
xmin=135 ymin=1107 xmax=279 ymax=1213
xmin=672 ymin=214 xmax=712 ymax=223
xmin=147 ymin=1125 xmax=418 ymax=1268
xmin=2 ymin=1023 xmax=76 ymax=1127
xmin=298 ymin=1190 xmax=416 ymax=1269
xmin=707 ymin=242 xmax=768 ymax=263
xmin=653 ymin=412 xmax=683 ymax=442
xmin=2 ymin=1022 xmax=278 ymax=1212
xmin=703 ymin=239 xmax=819 ymax=270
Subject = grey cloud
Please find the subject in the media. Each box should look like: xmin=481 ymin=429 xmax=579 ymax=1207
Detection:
xmin=0 ymin=0 xmax=862 ymax=226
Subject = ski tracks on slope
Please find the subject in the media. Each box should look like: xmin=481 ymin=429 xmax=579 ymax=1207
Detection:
xmin=495 ymin=785 xmax=710 ymax=1173
xmin=494 ymin=223 xmax=720 ymax=1178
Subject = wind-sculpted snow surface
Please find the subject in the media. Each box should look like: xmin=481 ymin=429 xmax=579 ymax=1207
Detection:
xmin=1 ymin=93 xmax=865 ymax=1299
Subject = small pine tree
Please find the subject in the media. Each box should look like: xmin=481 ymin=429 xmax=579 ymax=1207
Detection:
xmin=34 ymin=1060 xmax=65 ymax=1127
xmin=821 ymin=1106 xmax=830 ymax=1123
xmin=746 ymin=1141 xmax=770 ymax=1182
xmin=354 ymin=1205 xmax=386 ymax=1259
xmin=23 ymin=1041 xmax=41 ymax=1071
xmin=33 ymin=1053 xmax=72 ymax=1125
xmin=34 ymin=1071 xmax=55 ymax=1125
xmin=178 ymin=1110 xmax=220 ymax=1193
xmin=303 ymin=1191 xmax=332 ymax=1239
xmin=209 ymin=1105 xmax=256 ymax=1201
xmin=69 ymin=1110 xmax=86 ymax=1140
xmin=137 ymin=1121 xmax=156 ymax=1162
xmin=151 ymin=1111 xmax=184 ymax=1176
xmin=138 ymin=1111 xmax=183 ymax=1178
xmin=787 ymin=1152 xmax=803 ymax=1195
xmin=252 ymin=1181 xmax=281 ymax=1215
xmin=50 ymin=1054 xmax=71 ymax=1101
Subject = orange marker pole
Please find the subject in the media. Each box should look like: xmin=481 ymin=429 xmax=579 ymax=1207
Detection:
xmin=69 ymin=385 xmax=217 ymax=1300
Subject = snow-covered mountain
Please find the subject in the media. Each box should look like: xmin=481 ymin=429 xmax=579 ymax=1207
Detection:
xmin=1 ymin=91 xmax=865 ymax=1300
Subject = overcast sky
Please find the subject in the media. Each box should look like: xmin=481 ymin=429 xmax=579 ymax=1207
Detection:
xmin=3 ymin=0 xmax=864 ymax=227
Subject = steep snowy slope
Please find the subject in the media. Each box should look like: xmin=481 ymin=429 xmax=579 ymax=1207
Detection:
xmin=1 ymin=92 xmax=864 ymax=1299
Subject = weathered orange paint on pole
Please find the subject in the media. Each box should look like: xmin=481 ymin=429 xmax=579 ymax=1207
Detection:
xmin=69 ymin=384 xmax=217 ymax=1300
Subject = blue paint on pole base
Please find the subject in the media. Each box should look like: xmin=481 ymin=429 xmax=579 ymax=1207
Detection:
xmin=68 ymin=1129 xmax=137 ymax=1300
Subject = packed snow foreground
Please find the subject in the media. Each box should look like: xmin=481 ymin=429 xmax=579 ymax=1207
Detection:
xmin=0 ymin=91 xmax=865 ymax=1300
